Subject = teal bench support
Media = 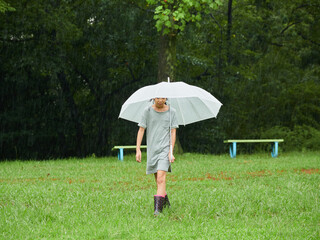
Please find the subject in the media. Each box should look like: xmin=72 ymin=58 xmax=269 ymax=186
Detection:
xmin=112 ymin=145 xmax=147 ymax=161
xmin=224 ymin=139 xmax=284 ymax=158
xmin=271 ymin=142 xmax=279 ymax=158
xmin=118 ymin=148 xmax=123 ymax=161
xmin=230 ymin=142 xmax=237 ymax=158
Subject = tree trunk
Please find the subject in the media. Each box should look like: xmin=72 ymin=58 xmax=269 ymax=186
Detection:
xmin=226 ymin=0 xmax=233 ymax=64
xmin=157 ymin=32 xmax=177 ymax=82
xmin=57 ymin=72 xmax=84 ymax=157
xmin=210 ymin=13 xmax=224 ymax=94
xmin=97 ymin=95 xmax=108 ymax=156
xmin=157 ymin=30 xmax=183 ymax=154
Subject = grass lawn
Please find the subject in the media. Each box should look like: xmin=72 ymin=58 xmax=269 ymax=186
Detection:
xmin=0 ymin=151 xmax=319 ymax=239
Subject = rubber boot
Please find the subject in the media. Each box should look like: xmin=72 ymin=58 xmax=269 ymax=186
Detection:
xmin=154 ymin=195 xmax=165 ymax=216
xmin=163 ymin=194 xmax=171 ymax=209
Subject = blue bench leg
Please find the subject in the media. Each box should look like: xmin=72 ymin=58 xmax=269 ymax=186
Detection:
xmin=271 ymin=142 xmax=278 ymax=158
xmin=229 ymin=142 xmax=237 ymax=158
xmin=118 ymin=148 xmax=124 ymax=161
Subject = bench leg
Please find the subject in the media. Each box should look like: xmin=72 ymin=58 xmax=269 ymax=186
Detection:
xmin=118 ymin=148 xmax=124 ymax=161
xmin=271 ymin=142 xmax=279 ymax=158
xmin=229 ymin=142 xmax=237 ymax=158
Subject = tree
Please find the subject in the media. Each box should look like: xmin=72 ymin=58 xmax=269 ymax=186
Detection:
xmin=0 ymin=0 xmax=14 ymax=13
xmin=146 ymin=0 xmax=223 ymax=82
xmin=144 ymin=0 xmax=224 ymax=153
xmin=1 ymin=0 xmax=319 ymax=159
xmin=0 ymin=0 xmax=158 ymax=159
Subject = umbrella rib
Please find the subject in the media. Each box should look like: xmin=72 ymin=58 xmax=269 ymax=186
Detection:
xmin=176 ymin=99 xmax=186 ymax=125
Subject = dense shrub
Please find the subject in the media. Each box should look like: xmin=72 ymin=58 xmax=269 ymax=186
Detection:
xmin=261 ymin=125 xmax=320 ymax=152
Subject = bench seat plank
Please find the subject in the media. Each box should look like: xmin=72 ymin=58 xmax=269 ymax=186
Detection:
xmin=112 ymin=145 xmax=147 ymax=161
xmin=224 ymin=139 xmax=284 ymax=143
xmin=112 ymin=145 xmax=147 ymax=150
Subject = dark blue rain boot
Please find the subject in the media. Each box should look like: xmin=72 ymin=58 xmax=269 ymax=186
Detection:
xmin=163 ymin=194 xmax=171 ymax=209
xmin=154 ymin=195 xmax=165 ymax=216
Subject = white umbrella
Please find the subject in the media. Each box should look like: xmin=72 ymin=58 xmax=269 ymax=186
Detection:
xmin=119 ymin=81 xmax=222 ymax=126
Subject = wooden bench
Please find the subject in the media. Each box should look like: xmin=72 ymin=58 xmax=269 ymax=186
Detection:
xmin=223 ymin=139 xmax=284 ymax=158
xmin=112 ymin=145 xmax=147 ymax=161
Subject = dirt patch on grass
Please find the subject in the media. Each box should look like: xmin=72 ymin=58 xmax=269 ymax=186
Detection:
xmin=206 ymin=172 xmax=233 ymax=181
xmin=300 ymin=168 xmax=319 ymax=174
xmin=247 ymin=170 xmax=273 ymax=177
xmin=184 ymin=168 xmax=320 ymax=182
xmin=276 ymin=170 xmax=287 ymax=174
xmin=187 ymin=172 xmax=233 ymax=181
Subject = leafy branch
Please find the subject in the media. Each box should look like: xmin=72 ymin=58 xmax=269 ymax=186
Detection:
xmin=146 ymin=0 xmax=223 ymax=35
xmin=0 ymin=0 xmax=15 ymax=13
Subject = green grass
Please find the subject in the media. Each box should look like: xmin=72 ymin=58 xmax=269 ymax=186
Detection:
xmin=0 ymin=152 xmax=319 ymax=239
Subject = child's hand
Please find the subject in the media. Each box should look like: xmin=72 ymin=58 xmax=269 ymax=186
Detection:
xmin=136 ymin=150 xmax=142 ymax=163
xmin=169 ymin=153 xmax=175 ymax=163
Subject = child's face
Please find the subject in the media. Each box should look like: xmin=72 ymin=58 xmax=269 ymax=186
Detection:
xmin=154 ymin=98 xmax=166 ymax=108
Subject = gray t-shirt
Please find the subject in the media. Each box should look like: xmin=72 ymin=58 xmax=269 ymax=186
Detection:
xmin=138 ymin=106 xmax=179 ymax=174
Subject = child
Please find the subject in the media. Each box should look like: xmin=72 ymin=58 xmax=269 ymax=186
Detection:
xmin=136 ymin=97 xmax=178 ymax=216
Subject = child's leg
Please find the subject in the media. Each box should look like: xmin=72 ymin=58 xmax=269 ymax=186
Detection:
xmin=154 ymin=172 xmax=157 ymax=184
xmin=155 ymin=170 xmax=166 ymax=196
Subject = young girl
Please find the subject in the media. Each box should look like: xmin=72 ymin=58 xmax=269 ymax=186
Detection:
xmin=136 ymin=98 xmax=178 ymax=216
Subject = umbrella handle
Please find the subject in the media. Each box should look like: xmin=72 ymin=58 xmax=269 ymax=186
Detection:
xmin=169 ymin=98 xmax=172 ymax=161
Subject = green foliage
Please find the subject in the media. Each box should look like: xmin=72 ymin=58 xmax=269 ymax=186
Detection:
xmin=0 ymin=0 xmax=319 ymax=159
xmin=0 ymin=0 xmax=15 ymax=13
xmin=0 ymin=0 xmax=157 ymax=159
xmin=147 ymin=0 xmax=223 ymax=34
xmin=262 ymin=125 xmax=320 ymax=152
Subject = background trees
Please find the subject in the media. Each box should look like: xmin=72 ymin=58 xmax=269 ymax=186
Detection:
xmin=1 ymin=0 xmax=319 ymax=159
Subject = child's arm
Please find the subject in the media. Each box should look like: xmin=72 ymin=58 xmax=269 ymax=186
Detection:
xmin=136 ymin=127 xmax=145 ymax=162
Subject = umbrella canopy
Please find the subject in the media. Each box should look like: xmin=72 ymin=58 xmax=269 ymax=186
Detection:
xmin=119 ymin=81 xmax=222 ymax=125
